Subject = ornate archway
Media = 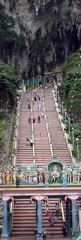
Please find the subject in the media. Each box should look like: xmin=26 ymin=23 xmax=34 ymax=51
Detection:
xmin=45 ymin=156 xmax=66 ymax=183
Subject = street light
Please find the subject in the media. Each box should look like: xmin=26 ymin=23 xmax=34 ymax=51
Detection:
xmin=33 ymin=77 xmax=34 ymax=87
xmin=62 ymin=102 xmax=63 ymax=118
xmin=64 ymin=109 xmax=66 ymax=126
xmin=72 ymin=128 xmax=74 ymax=146
xmin=38 ymin=75 xmax=39 ymax=85
xmin=57 ymin=91 xmax=59 ymax=103
xmin=68 ymin=117 xmax=70 ymax=137
xmin=76 ymin=138 xmax=79 ymax=160
xmin=54 ymin=80 xmax=55 ymax=89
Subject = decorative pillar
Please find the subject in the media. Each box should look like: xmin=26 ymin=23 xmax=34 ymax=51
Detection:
xmin=36 ymin=200 xmax=43 ymax=239
xmin=72 ymin=200 xmax=77 ymax=233
xmin=66 ymin=201 xmax=71 ymax=236
xmin=2 ymin=201 xmax=10 ymax=238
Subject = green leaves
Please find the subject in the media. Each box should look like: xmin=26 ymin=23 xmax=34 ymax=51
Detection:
xmin=0 ymin=3 xmax=26 ymax=59
xmin=61 ymin=51 xmax=81 ymax=121
xmin=17 ymin=34 xmax=26 ymax=52
xmin=0 ymin=60 xmax=22 ymax=106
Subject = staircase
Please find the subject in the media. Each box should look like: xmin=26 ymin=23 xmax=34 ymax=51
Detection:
xmin=12 ymin=197 xmax=36 ymax=238
xmin=32 ymin=87 xmax=52 ymax=168
xmin=13 ymin=85 xmax=72 ymax=237
xmin=12 ymin=196 xmax=66 ymax=238
xmin=42 ymin=198 xmax=66 ymax=237
xmin=16 ymin=91 xmax=34 ymax=169
xmin=44 ymin=86 xmax=72 ymax=168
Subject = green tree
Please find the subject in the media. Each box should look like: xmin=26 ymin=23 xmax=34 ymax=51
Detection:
xmin=0 ymin=3 xmax=18 ymax=59
xmin=60 ymin=51 xmax=81 ymax=122
xmin=0 ymin=3 xmax=26 ymax=60
xmin=58 ymin=51 xmax=81 ymax=159
xmin=0 ymin=60 xmax=22 ymax=107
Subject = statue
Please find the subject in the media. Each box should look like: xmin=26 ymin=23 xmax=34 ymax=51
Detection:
xmin=67 ymin=167 xmax=73 ymax=183
xmin=12 ymin=168 xmax=16 ymax=185
xmin=5 ymin=167 xmax=11 ymax=185
xmin=61 ymin=168 xmax=67 ymax=185
xmin=0 ymin=170 xmax=2 ymax=185
xmin=51 ymin=165 xmax=60 ymax=183
xmin=45 ymin=171 xmax=49 ymax=184
xmin=37 ymin=167 xmax=43 ymax=183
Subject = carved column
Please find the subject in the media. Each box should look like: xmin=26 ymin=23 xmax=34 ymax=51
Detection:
xmin=72 ymin=200 xmax=77 ymax=233
xmin=36 ymin=200 xmax=43 ymax=239
xmin=2 ymin=200 xmax=10 ymax=237
xmin=66 ymin=201 xmax=71 ymax=236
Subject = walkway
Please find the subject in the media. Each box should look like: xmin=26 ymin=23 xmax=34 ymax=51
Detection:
xmin=16 ymin=90 xmax=33 ymax=169
xmin=44 ymin=86 xmax=71 ymax=167
xmin=16 ymin=84 xmax=72 ymax=171
xmin=11 ymin=84 xmax=73 ymax=238
xmin=0 ymin=236 xmax=72 ymax=240
xmin=32 ymin=86 xmax=52 ymax=168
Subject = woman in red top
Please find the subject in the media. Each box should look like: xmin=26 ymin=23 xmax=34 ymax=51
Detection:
xmin=48 ymin=212 xmax=55 ymax=226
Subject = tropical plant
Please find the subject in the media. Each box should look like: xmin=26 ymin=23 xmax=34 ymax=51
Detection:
xmin=60 ymin=51 xmax=81 ymax=122
xmin=0 ymin=3 xmax=27 ymax=59
xmin=0 ymin=60 xmax=22 ymax=107
xmin=59 ymin=51 xmax=81 ymax=159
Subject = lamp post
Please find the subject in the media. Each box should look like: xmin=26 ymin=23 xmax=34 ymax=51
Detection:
xmin=62 ymin=102 xmax=63 ymax=119
xmin=54 ymin=83 xmax=57 ymax=100
xmin=57 ymin=91 xmax=59 ymax=103
xmin=72 ymin=128 xmax=74 ymax=146
xmin=54 ymin=80 xmax=55 ymax=90
xmin=76 ymin=138 xmax=79 ymax=160
xmin=68 ymin=117 xmax=70 ymax=137
xmin=39 ymin=75 xmax=41 ymax=84
xmin=33 ymin=77 xmax=34 ymax=87
xmin=64 ymin=109 xmax=66 ymax=126
xmin=38 ymin=75 xmax=39 ymax=85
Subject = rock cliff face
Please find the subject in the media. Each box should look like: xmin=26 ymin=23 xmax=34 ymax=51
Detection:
xmin=1 ymin=0 xmax=81 ymax=78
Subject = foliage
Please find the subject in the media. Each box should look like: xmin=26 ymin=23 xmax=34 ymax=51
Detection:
xmin=74 ymin=231 xmax=81 ymax=238
xmin=32 ymin=28 xmax=45 ymax=55
xmin=0 ymin=3 xmax=17 ymax=59
xmin=65 ymin=10 xmax=72 ymax=21
xmin=56 ymin=0 xmax=63 ymax=5
xmin=68 ymin=0 xmax=73 ymax=6
xmin=59 ymin=51 xmax=81 ymax=159
xmin=9 ymin=0 xmax=19 ymax=11
xmin=0 ymin=60 xmax=22 ymax=106
xmin=8 ymin=120 xmax=15 ymax=158
xmin=60 ymin=51 xmax=81 ymax=121
xmin=68 ymin=122 xmax=81 ymax=159
xmin=17 ymin=34 xmax=26 ymax=52
xmin=0 ymin=3 xmax=26 ymax=59
xmin=29 ymin=28 xmax=46 ymax=76
xmin=0 ymin=113 xmax=5 ymax=153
